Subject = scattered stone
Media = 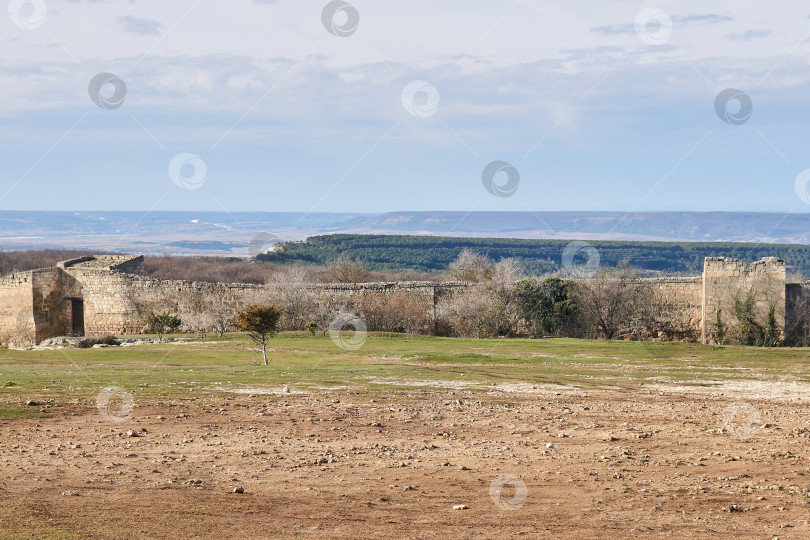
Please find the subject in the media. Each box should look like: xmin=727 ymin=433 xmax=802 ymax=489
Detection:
xmin=25 ymin=400 xmax=40 ymax=407
xmin=233 ymin=487 xmax=244 ymax=494
xmin=61 ymin=491 xmax=80 ymax=497
xmin=453 ymin=504 xmax=468 ymax=510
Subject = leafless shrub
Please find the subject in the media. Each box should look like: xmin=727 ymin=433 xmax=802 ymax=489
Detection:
xmin=447 ymin=248 xmax=494 ymax=283
xmin=436 ymin=286 xmax=500 ymax=338
xmin=573 ymin=262 xmax=646 ymax=340
xmin=143 ymin=256 xmax=289 ymax=284
xmin=0 ymin=250 xmax=100 ymax=277
xmin=358 ymin=291 xmax=432 ymax=334
xmin=312 ymin=295 xmax=353 ymax=335
xmin=269 ymin=267 xmax=318 ymax=331
xmin=437 ymin=258 xmax=524 ymax=338
xmin=321 ymin=253 xmax=370 ymax=283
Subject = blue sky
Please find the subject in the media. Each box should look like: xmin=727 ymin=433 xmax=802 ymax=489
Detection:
xmin=0 ymin=0 xmax=809 ymax=213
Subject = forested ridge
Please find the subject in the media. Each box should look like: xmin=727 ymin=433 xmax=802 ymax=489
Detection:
xmin=257 ymin=234 xmax=810 ymax=278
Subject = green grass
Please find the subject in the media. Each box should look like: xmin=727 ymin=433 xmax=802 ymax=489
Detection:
xmin=0 ymin=404 xmax=48 ymax=420
xmin=0 ymin=333 xmax=808 ymax=404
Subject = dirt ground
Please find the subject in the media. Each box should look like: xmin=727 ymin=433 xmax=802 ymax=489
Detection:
xmin=1 ymin=384 xmax=809 ymax=539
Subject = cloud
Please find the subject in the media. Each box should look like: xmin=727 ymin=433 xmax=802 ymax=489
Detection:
xmin=590 ymin=23 xmax=633 ymax=36
xmin=592 ymin=13 xmax=734 ymax=36
xmin=117 ymin=15 xmax=163 ymax=37
xmin=671 ymin=14 xmax=733 ymax=25
xmin=727 ymin=29 xmax=772 ymax=41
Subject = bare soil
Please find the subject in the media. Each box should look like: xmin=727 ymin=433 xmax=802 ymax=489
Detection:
xmin=1 ymin=385 xmax=809 ymax=539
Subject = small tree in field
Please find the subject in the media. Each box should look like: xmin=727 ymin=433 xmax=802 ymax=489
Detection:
xmin=236 ymin=305 xmax=282 ymax=365
xmin=147 ymin=311 xmax=182 ymax=342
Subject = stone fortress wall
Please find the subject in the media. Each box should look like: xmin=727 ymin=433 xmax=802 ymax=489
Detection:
xmin=702 ymin=257 xmax=787 ymax=343
xmin=639 ymin=277 xmax=704 ymax=341
xmin=0 ymin=254 xmax=802 ymax=347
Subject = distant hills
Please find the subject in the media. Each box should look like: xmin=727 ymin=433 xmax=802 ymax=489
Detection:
xmin=1 ymin=210 xmax=809 ymax=256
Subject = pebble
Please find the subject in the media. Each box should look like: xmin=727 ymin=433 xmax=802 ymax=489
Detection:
xmin=233 ymin=487 xmax=244 ymax=494
xmin=453 ymin=504 xmax=468 ymax=510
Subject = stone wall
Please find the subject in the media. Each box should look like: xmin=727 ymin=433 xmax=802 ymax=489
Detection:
xmin=0 ymin=254 xmax=797 ymax=346
xmin=0 ymin=271 xmax=35 ymax=347
xmin=69 ymin=269 xmax=467 ymax=336
xmin=642 ymin=277 xmax=703 ymax=340
xmin=701 ymin=257 xmax=786 ymax=344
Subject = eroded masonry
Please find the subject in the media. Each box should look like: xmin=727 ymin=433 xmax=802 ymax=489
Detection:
xmin=0 ymin=254 xmax=800 ymax=347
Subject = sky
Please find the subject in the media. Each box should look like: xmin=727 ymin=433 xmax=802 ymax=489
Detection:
xmin=1 ymin=0 xmax=810 ymax=214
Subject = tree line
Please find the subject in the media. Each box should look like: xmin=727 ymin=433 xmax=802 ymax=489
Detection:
xmin=258 ymin=234 xmax=810 ymax=279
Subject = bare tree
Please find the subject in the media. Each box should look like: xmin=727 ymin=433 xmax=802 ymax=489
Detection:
xmin=269 ymin=267 xmax=318 ymax=330
xmin=485 ymin=258 xmax=524 ymax=336
xmin=358 ymin=290 xmax=432 ymax=334
xmin=436 ymin=286 xmax=500 ymax=338
xmin=437 ymin=257 xmax=525 ymax=338
xmin=447 ymin=249 xmax=494 ymax=283
xmin=574 ymin=263 xmax=645 ymax=340
xmin=209 ymin=297 xmax=236 ymax=337
xmin=322 ymin=253 xmax=369 ymax=283
xmin=313 ymin=295 xmax=351 ymax=335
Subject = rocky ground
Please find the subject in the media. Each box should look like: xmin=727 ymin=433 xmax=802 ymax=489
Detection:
xmin=1 ymin=385 xmax=809 ymax=538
